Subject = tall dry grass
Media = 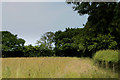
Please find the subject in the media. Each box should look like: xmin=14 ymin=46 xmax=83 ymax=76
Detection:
xmin=2 ymin=57 xmax=118 ymax=78
xmin=0 ymin=58 xmax=2 ymax=79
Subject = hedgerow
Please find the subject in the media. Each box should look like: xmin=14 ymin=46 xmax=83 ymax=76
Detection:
xmin=93 ymin=50 xmax=120 ymax=72
xmin=93 ymin=50 xmax=120 ymax=63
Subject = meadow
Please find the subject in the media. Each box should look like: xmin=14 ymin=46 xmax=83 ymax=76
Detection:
xmin=1 ymin=57 xmax=118 ymax=78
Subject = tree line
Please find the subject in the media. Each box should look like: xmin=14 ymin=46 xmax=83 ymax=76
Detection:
xmin=1 ymin=2 xmax=120 ymax=58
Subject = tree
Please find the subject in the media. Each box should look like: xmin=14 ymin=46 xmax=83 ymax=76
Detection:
xmin=36 ymin=32 xmax=55 ymax=50
xmin=54 ymin=28 xmax=81 ymax=57
xmin=1 ymin=31 xmax=25 ymax=57
xmin=68 ymin=2 xmax=120 ymax=49
xmin=23 ymin=45 xmax=41 ymax=57
xmin=66 ymin=2 xmax=120 ymax=57
xmin=73 ymin=32 xmax=117 ymax=57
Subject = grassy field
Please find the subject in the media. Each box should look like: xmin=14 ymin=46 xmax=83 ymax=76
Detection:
xmin=0 ymin=57 xmax=118 ymax=78
xmin=0 ymin=59 xmax=1 ymax=79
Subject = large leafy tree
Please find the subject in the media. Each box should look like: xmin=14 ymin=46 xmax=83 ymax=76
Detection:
xmin=66 ymin=2 xmax=120 ymax=57
xmin=54 ymin=28 xmax=81 ymax=57
xmin=36 ymin=32 xmax=55 ymax=50
xmin=1 ymin=31 xmax=25 ymax=57
xmin=35 ymin=32 xmax=55 ymax=56
xmin=53 ymin=2 xmax=119 ymax=57
xmin=68 ymin=2 xmax=120 ymax=49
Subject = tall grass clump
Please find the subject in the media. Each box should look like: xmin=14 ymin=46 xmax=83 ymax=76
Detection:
xmin=93 ymin=50 xmax=120 ymax=72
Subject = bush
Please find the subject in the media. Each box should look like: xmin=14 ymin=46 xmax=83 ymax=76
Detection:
xmin=93 ymin=50 xmax=120 ymax=72
xmin=23 ymin=45 xmax=54 ymax=57
xmin=93 ymin=50 xmax=119 ymax=63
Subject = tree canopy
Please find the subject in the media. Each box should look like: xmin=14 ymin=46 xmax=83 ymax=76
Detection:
xmin=36 ymin=32 xmax=55 ymax=50
xmin=1 ymin=31 xmax=25 ymax=57
xmin=68 ymin=2 xmax=120 ymax=49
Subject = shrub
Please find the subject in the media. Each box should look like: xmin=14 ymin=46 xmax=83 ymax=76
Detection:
xmin=93 ymin=50 xmax=120 ymax=63
xmin=93 ymin=50 xmax=120 ymax=72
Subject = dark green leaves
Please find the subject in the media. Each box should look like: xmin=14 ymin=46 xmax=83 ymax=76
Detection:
xmin=1 ymin=31 xmax=25 ymax=57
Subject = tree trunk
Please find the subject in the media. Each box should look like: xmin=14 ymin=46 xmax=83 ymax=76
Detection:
xmin=106 ymin=61 xmax=108 ymax=69
xmin=113 ymin=63 xmax=115 ymax=72
xmin=102 ymin=61 xmax=104 ymax=68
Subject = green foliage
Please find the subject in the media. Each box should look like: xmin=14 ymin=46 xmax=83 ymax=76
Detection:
xmin=1 ymin=31 xmax=25 ymax=50
xmin=1 ymin=31 xmax=25 ymax=57
xmin=54 ymin=28 xmax=81 ymax=57
xmin=23 ymin=44 xmax=54 ymax=57
xmin=36 ymin=32 xmax=55 ymax=50
xmin=86 ymin=34 xmax=117 ymax=51
xmin=96 ymin=34 xmax=117 ymax=49
xmin=23 ymin=45 xmax=40 ymax=57
xmin=93 ymin=50 xmax=120 ymax=63
xmin=68 ymin=2 xmax=120 ymax=50
xmin=1 ymin=31 xmax=54 ymax=57
xmin=39 ymin=44 xmax=54 ymax=56
xmin=78 ymin=44 xmax=84 ymax=51
xmin=54 ymin=25 xmax=118 ymax=57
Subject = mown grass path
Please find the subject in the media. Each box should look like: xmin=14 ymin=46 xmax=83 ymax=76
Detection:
xmin=1 ymin=57 xmax=118 ymax=78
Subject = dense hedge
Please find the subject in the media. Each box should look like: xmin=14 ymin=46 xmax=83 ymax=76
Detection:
xmin=93 ymin=50 xmax=120 ymax=72
xmin=23 ymin=45 xmax=54 ymax=57
xmin=93 ymin=50 xmax=120 ymax=63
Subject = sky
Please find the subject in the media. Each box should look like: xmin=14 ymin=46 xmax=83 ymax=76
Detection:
xmin=0 ymin=2 xmax=1 ymax=30
xmin=2 ymin=2 xmax=88 ymax=46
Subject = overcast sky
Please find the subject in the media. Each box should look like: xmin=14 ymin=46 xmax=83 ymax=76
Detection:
xmin=0 ymin=2 xmax=1 ymax=30
xmin=2 ymin=2 xmax=88 ymax=46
